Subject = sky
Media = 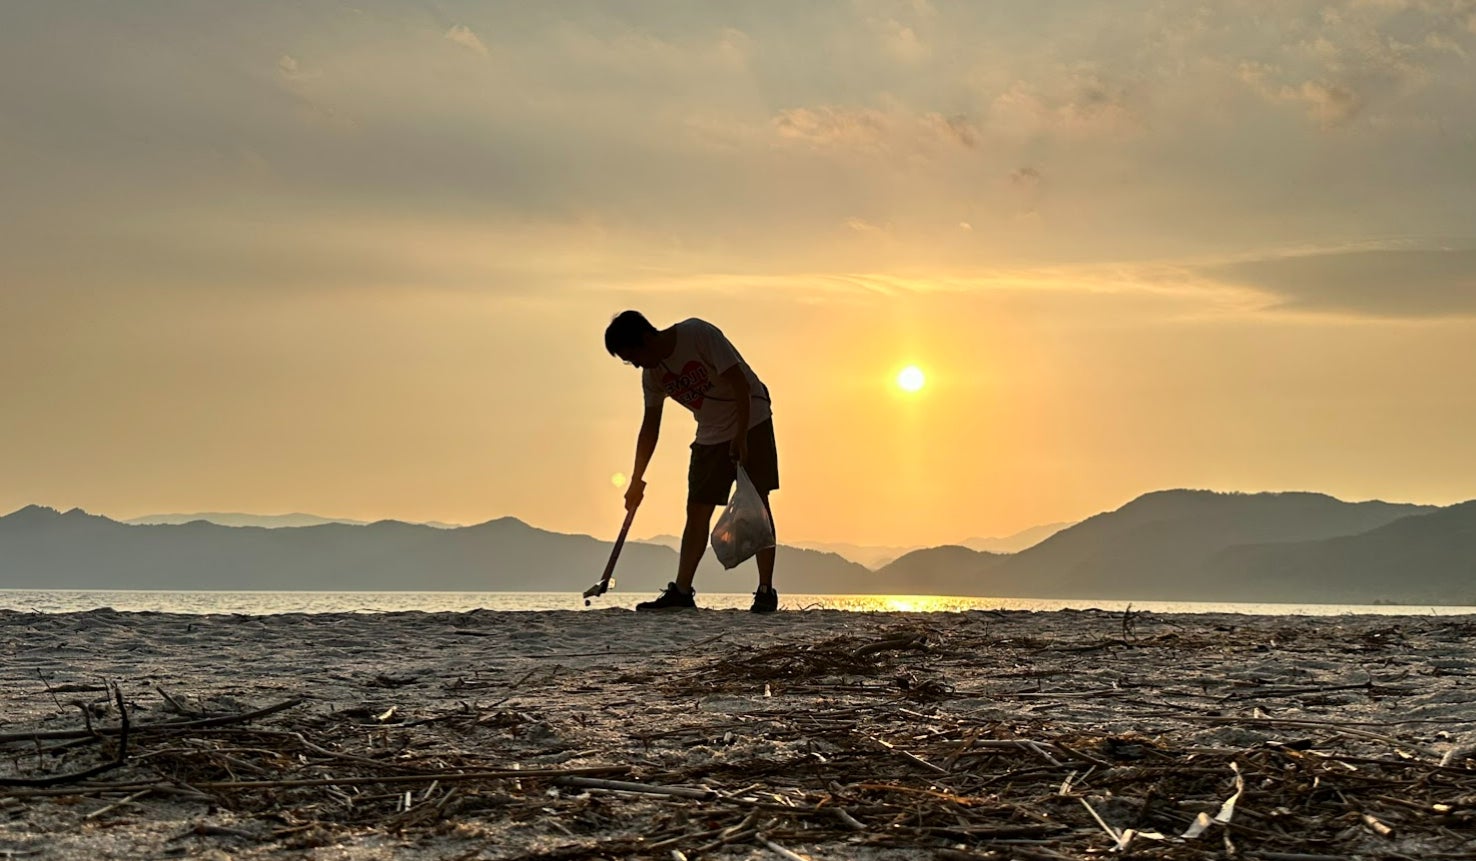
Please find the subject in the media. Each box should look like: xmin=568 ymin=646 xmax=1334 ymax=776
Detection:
xmin=2 ymin=1 xmax=1475 ymax=548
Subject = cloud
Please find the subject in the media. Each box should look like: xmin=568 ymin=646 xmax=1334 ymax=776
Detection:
xmin=773 ymin=105 xmax=890 ymax=151
xmin=773 ymin=104 xmax=982 ymax=157
xmin=1010 ymin=166 xmax=1041 ymax=187
xmin=921 ymin=112 xmax=978 ymax=148
xmin=844 ymin=216 xmax=889 ymax=234
xmin=988 ymin=73 xmax=1142 ymax=139
xmin=5 ymin=2 xmax=1475 ymax=287
xmin=1008 ymin=166 xmax=1044 ymax=216
xmin=1205 ymin=249 xmax=1476 ymax=318
xmin=872 ymin=17 xmax=929 ymax=63
xmin=554 ymin=22 xmax=750 ymax=75
xmin=1238 ymin=63 xmax=1363 ymax=128
xmin=444 ymin=24 xmax=488 ymax=56
xmin=1233 ymin=2 xmax=1476 ymax=129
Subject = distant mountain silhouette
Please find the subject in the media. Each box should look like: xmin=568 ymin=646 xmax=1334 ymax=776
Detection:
xmin=644 ymin=533 xmax=919 ymax=570
xmin=0 ymin=507 xmax=665 ymax=592
xmin=961 ymin=522 xmax=1074 ymax=554
xmin=746 ymin=490 xmax=1451 ymax=602
xmin=656 ymin=526 xmax=1073 ymax=570
xmin=872 ymin=546 xmax=1007 ymax=595
xmin=126 ymin=512 xmax=463 ymax=529
xmin=634 ymin=533 xmax=682 ymax=551
xmin=986 ymin=490 xmax=1440 ymax=601
xmin=0 ymin=506 xmax=869 ymax=596
xmin=784 ymin=540 xmax=921 ymax=570
xmin=4 ymin=490 xmax=1473 ymax=604
xmin=1206 ymin=500 xmax=1476 ymax=604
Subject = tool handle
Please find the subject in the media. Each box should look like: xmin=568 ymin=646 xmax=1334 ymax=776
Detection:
xmin=600 ymin=507 xmax=637 ymax=581
xmin=584 ymin=507 xmax=637 ymax=598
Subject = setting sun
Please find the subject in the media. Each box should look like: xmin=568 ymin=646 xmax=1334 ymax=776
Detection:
xmin=611 ymin=472 xmax=628 ymax=488
xmin=897 ymin=365 xmax=926 ymax=392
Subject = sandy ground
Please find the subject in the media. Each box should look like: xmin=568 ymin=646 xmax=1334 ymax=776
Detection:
xmin=3 ymin=607 xmax=1476 ymax=860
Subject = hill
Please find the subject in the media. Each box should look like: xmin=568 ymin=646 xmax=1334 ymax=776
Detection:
xmin=989 ymin=490 xmax=1439 ymax=601
xmin=0 ymin=506 xmax=871 ymax=596
xmin=125 ymin=512 xmax=464 ymax=529
xmin=960 ymin=522 xmax=1074 ymax=554
xmin=1206 ymin=500 xmax=1476 ymax=604
xmin=872 ymin=546 xmax=1007 ymax=595
xmin=5 ymin=490 xmax=1475 ymax=604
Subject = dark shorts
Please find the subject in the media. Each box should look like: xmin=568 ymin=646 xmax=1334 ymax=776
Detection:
xmin=689 ymin=419 xmax=780 ymax=506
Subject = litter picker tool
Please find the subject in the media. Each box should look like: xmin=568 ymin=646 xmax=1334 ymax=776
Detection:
xmin=583 ymin=506 xmax=636 ymax=605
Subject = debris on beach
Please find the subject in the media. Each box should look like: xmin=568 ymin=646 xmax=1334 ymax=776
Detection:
xmin=2 ymin=608 xmax=1475 ymax=859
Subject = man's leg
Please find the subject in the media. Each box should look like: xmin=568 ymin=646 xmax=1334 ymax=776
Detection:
xmin=756 ymin=492 xmax=775 ymax=591
xmin=675 ymin=500 xmax=716 ymax=593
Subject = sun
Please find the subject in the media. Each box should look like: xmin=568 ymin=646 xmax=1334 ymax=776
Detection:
xmin=896 ymin=365 xmax=926 ymax=392
xmin=611 ymin=472 xmax=628 ymax=488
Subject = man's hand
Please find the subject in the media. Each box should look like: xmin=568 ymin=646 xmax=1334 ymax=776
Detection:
xmin=729 ymin=433 xmax=749 ymax=466
xmin=624 ymin=477 xmax=647 ymax=512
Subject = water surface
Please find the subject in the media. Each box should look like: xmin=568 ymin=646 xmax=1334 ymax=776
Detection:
xmin=3 ymin=589 xmax=1471 ymax=616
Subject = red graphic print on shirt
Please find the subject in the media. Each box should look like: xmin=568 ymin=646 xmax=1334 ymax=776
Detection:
xmin=662 ymin=361 xmax=713 ymax=410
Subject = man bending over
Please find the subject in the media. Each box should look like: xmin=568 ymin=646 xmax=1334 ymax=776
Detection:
xmin=604 ymin=310 xmax=780 ymax=613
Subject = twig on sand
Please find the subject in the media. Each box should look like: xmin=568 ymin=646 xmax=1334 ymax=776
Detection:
xmin=0 ymin=765 xmax=630 ymax=798
xmin=757 ymin=833 xmax=811 ymax=861
xmin=82 ymin=788 xmax=152 ymax=820
xmin=862 ymin=733 xmax=950 ymax=774
xmin=185 ymin=764 xmax=630 ymax=792
xmin=851 ymin=633 xmax=929 ymax=659
xmin=0 ymin=697 xmax=304 ymax=744
xmin=829 ymin=806 xmax=866 ymax=831
xmin=0 ymin=685 xmax=129 ymax=787
xmin=552 ymin=776 xmax=717 ymax=800
xmin=1190 ymin=715 xmax=1442 ymax=757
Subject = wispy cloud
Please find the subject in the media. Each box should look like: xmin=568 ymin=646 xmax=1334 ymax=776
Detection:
xmin=444 ymin=24 xmax=489 ymax=56
xmin=1238 ymin=63 xmax=1363 ymax=128
xmin=3 ymin=2 xmax=1474 ymax=289
xmin=774 ymin=105 xmax=890 ymax=151
xmin=989 ymin=73 xmax=1142 ymax=139
xmin=1205 ymin=248 xmax=1476 ymax=318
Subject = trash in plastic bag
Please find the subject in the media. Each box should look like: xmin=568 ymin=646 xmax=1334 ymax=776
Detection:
xmin=710 ymin=465 xmax=775 ymax=570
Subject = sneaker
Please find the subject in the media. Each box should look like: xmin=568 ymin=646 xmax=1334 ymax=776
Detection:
xmin=750 ymin=586 xmax=779 ymax=614
xmin=636 ymin=582 xmax=697 ymax=612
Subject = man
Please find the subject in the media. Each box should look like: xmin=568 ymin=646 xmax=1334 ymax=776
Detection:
xmin=604 ymin=310 xmax=780 ymax=613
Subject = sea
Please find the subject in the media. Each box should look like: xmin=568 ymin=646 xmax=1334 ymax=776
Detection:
xmin=2 ymin=590 xmax=1474 ymax=616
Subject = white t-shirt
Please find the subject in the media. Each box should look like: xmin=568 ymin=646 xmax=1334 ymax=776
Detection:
xmin=642 ymin=318 xmax=772 ymax=445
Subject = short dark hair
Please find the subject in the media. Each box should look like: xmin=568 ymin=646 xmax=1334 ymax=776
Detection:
xmin=604 ymin=310 xmax=658 ymax=355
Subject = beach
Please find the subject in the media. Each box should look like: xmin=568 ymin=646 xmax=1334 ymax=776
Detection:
xmin=3 ymin=607 xmax=1476 ymax=860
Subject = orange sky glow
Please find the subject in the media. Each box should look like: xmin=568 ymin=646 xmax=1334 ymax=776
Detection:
xmin=3 ymin=3 xmax=1475 ymax=547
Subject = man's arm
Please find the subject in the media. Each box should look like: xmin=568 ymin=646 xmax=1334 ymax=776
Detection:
xmin=719 ymin=364 xmax=751 ymax=464
xmin=626 ymin=400 xmax=663 ymax=510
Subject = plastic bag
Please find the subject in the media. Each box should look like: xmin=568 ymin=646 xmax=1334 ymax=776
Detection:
xmin=710 ymin=465 xmax=776 ymax=570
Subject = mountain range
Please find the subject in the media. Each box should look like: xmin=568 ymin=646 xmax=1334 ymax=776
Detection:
xmin=874 ymin=490 xmax=1464 ymax=604
xmin=0 ymin=506 xmax=867 ymax=595
xmin=637 ymin=521 xmax=1072 ymax=569
xmin=2 ymin=490 xmax=1474 ymax=604
xmin=125 ymin=512 xmax=465 ymax=529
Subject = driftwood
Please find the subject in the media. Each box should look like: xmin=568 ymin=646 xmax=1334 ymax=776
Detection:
xmin=0 ymin=696 xmax=304 ymax=744
xmin=0 ymin=686 xmax=129 ymax=787
xmin=2 ymin=621 xmax=1474 ymax=859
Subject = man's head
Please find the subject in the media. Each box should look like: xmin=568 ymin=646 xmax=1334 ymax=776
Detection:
xmin=605 ymin=310 xmax=661 ymax=368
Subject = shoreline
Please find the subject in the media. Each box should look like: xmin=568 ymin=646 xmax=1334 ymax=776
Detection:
xmin=4 ymin=608 xmax=1475 ymax=859
xmin=4 ymin=588 xmax=1475 ymax=617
